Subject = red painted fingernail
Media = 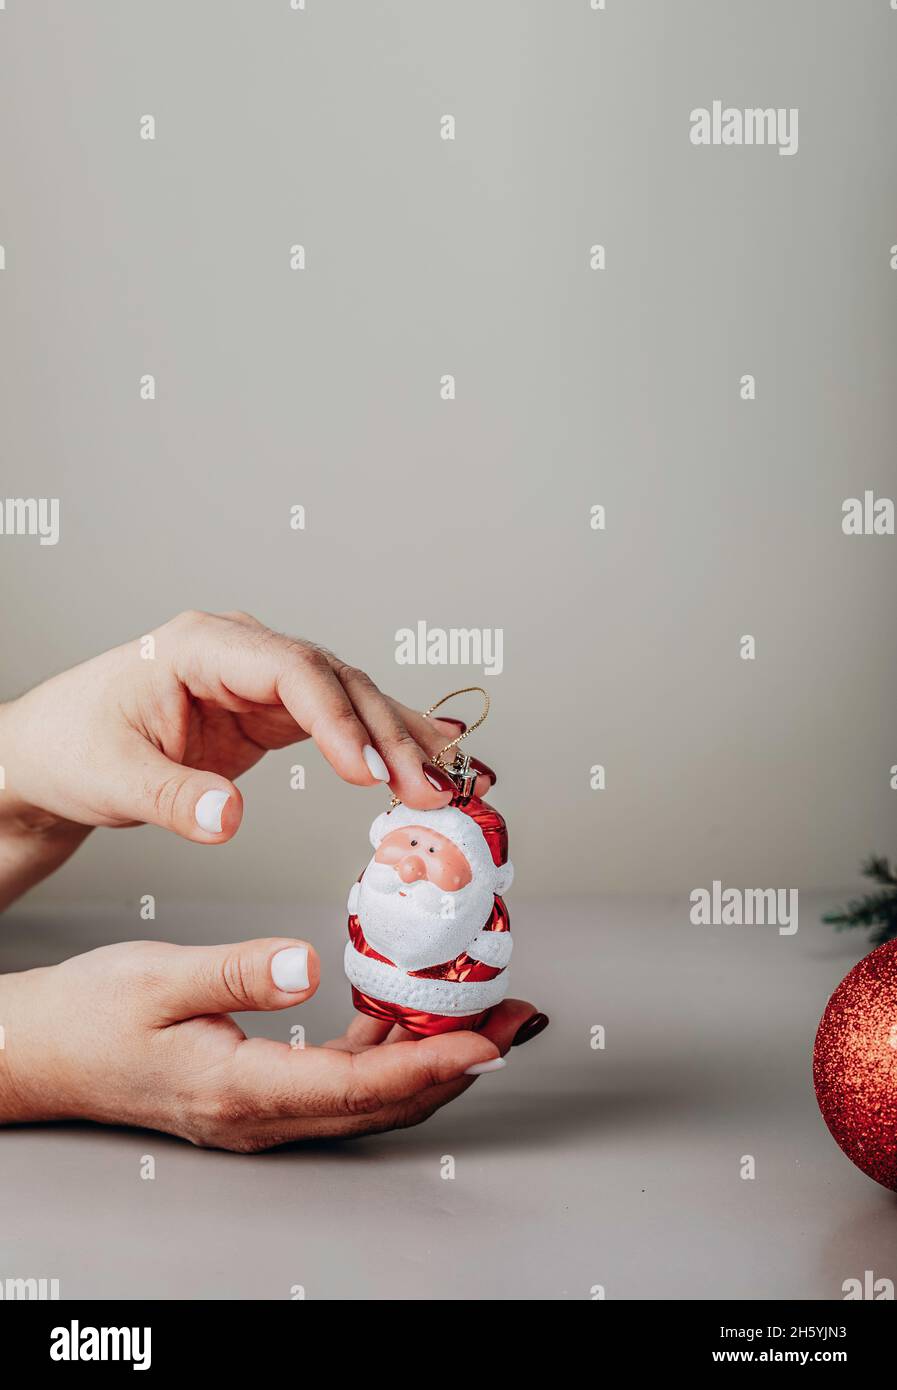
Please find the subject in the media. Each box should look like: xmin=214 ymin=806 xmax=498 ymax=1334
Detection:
xmin=470 ymin=756 xmax=497 ymax=786
xmin=511 ymin=1013 xmax=549 ymax=1047
xmin=434 ymin=717 xmax=467 ymax=733
xmin=422 ymin=763 xmax=456 ymax=793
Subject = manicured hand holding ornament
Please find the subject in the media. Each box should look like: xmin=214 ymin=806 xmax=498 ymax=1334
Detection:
xmin=346 ymin=690 xmax=516 ymax=1038
xmin=0 ymin=617 xmax=546 ymax=1150
xmin=0 ymin=609 xmax=497 ymax=910
xmin=0 ymin=935 xmax=538 ymax=1151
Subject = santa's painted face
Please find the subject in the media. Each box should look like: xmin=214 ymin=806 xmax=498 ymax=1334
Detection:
xmin=374 ymin=826 xmax=472 ymax=893
xmin=356 ymin=824 xmax=494 ymax=971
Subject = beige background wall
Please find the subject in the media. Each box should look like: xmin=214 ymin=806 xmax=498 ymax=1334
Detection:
xmin=1 ymin=0 xmax=895 ymax=905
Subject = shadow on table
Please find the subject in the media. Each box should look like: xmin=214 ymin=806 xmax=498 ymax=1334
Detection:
xmin=4 ymin=1080 xmax=669 ymax=1160
xmin=4 ymin=1037 xmax=814 ymax=1161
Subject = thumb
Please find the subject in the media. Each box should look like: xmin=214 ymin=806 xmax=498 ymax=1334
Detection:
xmin=123 ymin=738 xmax=243 ymax=843
xmin=157 ymin=938 xmax=321 ymax=1022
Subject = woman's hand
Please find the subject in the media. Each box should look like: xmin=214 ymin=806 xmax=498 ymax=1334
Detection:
xmin=0 ymin=937 xmax=537 ymax=1151
xmin=0 ymin=609 xmax=493 ymax=906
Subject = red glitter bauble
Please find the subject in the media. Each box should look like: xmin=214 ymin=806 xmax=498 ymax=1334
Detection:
xmin=814 ymin=939 xmax=897 ymax=1190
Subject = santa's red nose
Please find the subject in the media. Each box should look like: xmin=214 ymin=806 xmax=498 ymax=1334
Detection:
xmin=397 ymin=855 xmax=427 ymax=884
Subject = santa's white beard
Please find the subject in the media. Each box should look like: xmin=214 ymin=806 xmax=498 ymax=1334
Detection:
xmin=356 ymin=859 xmax=494 ymax=971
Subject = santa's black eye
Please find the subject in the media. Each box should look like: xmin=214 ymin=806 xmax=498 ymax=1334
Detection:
xmin=428 ymin=846 xmax=435 ymax=853
xmin=410 ymin=839 xmax=418 ymax=847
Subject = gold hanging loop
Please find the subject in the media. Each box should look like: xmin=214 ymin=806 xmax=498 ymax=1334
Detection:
xmin=388 ymin=687 xmax=491 ymax=808
xmin=421 ymin=685 xmax=490 ymax=801
xmin=424 ymin=685 xmax=490 ymax=766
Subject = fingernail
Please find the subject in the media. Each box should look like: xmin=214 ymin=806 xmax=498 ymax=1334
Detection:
xmin=434 ymin=717 xmax=466 ymax=734
xmin=194 ymin=789 xmax=230 ymax=834
xmin=363 ymin=745 xmax=389 ymax=783
xmin=464 ymin=1056 xmax=507 ymax=1076
xmin=271 ymin=947 xmax=310 ymax=992
xmin=470 ymin=756 xmax=497 ymax=786
xmin=422 ymin=763 xmax=455 ymax=793
xmin=511 ymin=1013 xmax=549 ymax=1047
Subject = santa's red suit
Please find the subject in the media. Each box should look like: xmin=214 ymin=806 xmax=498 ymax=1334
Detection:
xmin=345 ymin=795 xmax=514 ymax=1037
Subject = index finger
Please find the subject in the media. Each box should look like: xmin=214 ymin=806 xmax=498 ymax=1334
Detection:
xmin=165 ymin=613 xmax=385 ymax=789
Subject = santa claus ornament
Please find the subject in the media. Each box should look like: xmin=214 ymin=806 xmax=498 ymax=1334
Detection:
xmin=344 ymin=689 xmax=514 ymax=1037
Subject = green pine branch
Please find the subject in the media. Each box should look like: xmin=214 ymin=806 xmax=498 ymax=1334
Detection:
xmin=824 ymin=855 xmax=897 ymax=946
xmin=860 ymin=853 xmax=897 ymax=887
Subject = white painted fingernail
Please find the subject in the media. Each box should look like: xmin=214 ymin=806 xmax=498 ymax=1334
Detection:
xmin=194 ymin=789 xmax=229 ymax=834
xmin=363 ymin=744 xmax=389 ymax=782
xmin=464 ymin=1057 xmax=507 ymax=1076
xmin=271 ymin=947 xmax=310 ymax=993
xmin=425 ymin=772 xmax=442 ymax=789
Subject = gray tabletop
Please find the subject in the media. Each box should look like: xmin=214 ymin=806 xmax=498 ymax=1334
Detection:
xmin=1 ymin=894 xmax=892 ymax=1300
